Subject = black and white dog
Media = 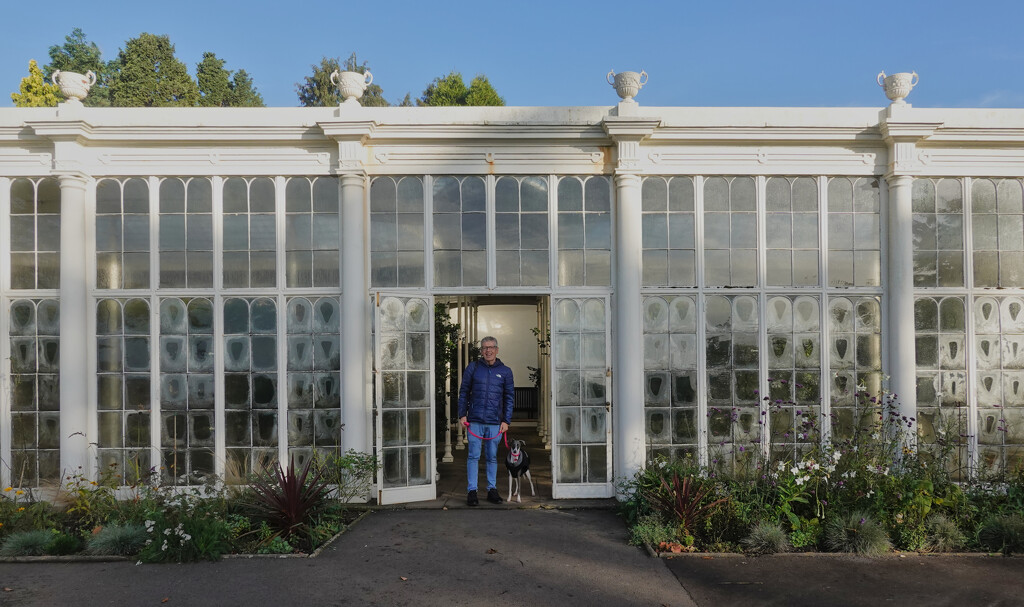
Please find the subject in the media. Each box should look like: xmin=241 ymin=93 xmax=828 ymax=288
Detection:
xmin=505 ymin=438 xmax=535 ymax=503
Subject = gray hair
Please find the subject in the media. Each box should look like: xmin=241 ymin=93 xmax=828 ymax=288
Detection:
xmin=480 ymin=336 xmax=498 ymax=348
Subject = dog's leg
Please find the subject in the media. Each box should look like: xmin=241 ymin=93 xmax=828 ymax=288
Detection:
xmin=508 ymin=473 xmax=514 ymax=503
xmin=515 ymin=476 xmax=521 ymax=503
xmin=525 ymin=470 xmax=535 ymax=496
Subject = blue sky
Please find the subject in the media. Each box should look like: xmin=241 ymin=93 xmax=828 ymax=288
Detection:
xmin=3 ymin=0 xmax=1024 ymax=108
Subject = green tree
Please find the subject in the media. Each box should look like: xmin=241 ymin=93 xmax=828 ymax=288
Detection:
xmin=44 ymin=28 xmax=111 ymax=106
xmin=108 ymin=33 xmax=199 ymax=107
xmin=196 ymin=52 xmax=264 ymax=107
xmin=418 ymin=71 xmax=504 ymax=106
xmin=296 ymin=53 xmax=388 ymax=107
xmin=11 ymin=60 xmax=61 ymax=107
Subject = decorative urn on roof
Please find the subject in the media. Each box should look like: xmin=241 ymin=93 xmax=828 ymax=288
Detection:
xmin=331 ymin=69 xmax=373 ymax=105
xmin=608 ymin=70 xmax=648 ymax=102
xmin=877 ymin=71 xmax=918 ymax=105
xmin=51 ymin=70 xmax=96 ymax=103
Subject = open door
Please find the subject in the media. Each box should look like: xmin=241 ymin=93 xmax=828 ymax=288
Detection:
xmin=550 ymin=296 xmax=613 ymax=498
xmin=374 ymin=294 xmax=435 ymax=504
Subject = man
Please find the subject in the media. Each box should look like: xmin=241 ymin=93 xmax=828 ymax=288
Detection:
xmin=458 ymin=336 xmax=514 ymax=506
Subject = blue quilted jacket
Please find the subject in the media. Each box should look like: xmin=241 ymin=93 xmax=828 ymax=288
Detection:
xmin=457 ymin=358 xmax=515 ymax=425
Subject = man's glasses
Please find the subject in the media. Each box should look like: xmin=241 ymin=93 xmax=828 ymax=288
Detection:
xmin=481 ymin=346 xmax=497 ymax=351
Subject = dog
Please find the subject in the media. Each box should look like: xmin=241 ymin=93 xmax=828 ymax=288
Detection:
xmin=505 ymin=438 xmax=535 ymax=503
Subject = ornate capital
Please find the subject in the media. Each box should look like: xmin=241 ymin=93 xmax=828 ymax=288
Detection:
xmin=880 ymin=119 xmax=943 ymax=178
xmin=602 ymin=116 xmax=661 ymax=174
xmin=318 ymin=120 xmax=376 ymax=173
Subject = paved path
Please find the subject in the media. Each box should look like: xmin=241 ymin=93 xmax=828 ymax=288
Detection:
xmin=3 ymin=508 xmax=1023 ymax=606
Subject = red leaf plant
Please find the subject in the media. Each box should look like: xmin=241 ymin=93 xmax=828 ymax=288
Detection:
xmin=248 ymin=456 xmax=329 ymax=539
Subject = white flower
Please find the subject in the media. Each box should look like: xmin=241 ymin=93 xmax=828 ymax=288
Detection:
xmin=832 ymin=451 xmax=842 ymax=463
xmin=164 ymin=528 xmax=171 ymax=535
xmin=790 ymin=466 xmax=799 ymax=475
xmin=161 ymin=541 xmax=168 ymax=551
xmin=795 ymin=476 xmax=806 ymax=486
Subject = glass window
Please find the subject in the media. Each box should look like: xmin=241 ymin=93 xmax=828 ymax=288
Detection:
xmin=828 ymin=297 xmax=883 ymax=440
xmin=643 ymin=296 xmax=698 ymax=460
xmin=159 ymin=178 xmax=213 ymax=288
xmin=8 ymin=299 xmax=61 ymax=486
xmin=972 ymin=179 xmax=1024 ymax=288
xmin=285 ymin=178 xmax=340 ymax=288
xmin=912 ymin=179 xmax=964 ymax=288
xmin=9 ymin=178 xmax=60 ymax=290
xmin=765 ymin=296 xmax=821 ymax=459
xmin=827 ymin=178 xmax=881 ymax=287
xmin=703 ymin=177 xmax=756 ymax=287
xmin=223 ymin=297 xmax=278 ymax=478
xmin=96 ymin=298 xmax=151 ymax=482
xmin=973 ymin=295 xmax=1024 ymax=473
xmin=642 ymin=177 xmax=695 ymax=287
xmin=286 ymin=296 xmax=341 ymax=465
xmin=160 ymin=297 xmax=215 ymax=485
xmin=705 ymin=295 xmax=759 ymax=473
xmin=558 ymin=176 xmax=611 ymax=287
xmin=222 ymin=177 xmax=276 ymax=288
xmin=766 ymin=177 xmax=819 ymax=287
xmin=496 ymin=176 xmax=550 ymax=287
xmin=370 ymin=177 xmax=425 ymax=288
xmin=433 ymin=176 xmax=486 ymax=287
xmin=96 ymin=178 xmax=149 ymax=289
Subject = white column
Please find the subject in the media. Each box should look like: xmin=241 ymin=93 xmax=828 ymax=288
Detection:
xmin=340 ymin=173 xmax=368 ymax=454
xmin=58 ymin=173 xmax=91 ymax=477
xmin=614 ymin=172 xmax=645 ymax=486
xmin=885 ymin=174 xmax=917 ymax=430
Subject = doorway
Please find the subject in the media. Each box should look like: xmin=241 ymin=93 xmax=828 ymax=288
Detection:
xmin=434 ymin=295 xmax=554 ymax=503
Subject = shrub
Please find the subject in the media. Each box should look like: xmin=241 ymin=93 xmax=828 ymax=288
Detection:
xmin=46 ymin=532 xmax=83 ymax=555
xmin=87 ymin=524 xmax=148 ymax=556
xmin=642 ymin=471 xmax=728 ymax=539
xmin=139 ymin=515 xmax=231 ymax=563
xmin=311 ymin=450 xmax=376 ymax=504
xmin=628 ymin=514 xmax=678 ymax=548
xmin=977 ymin=514 xmax=1024 ymax=556
xmin=0 ymin=530 xmax=53 ymax=556
xmin=925 ymin=514 xmax=964 ymax=552
xmin=742 ymin=521 xmax=791 ymax=555
xmin=823 ymin=511 xmax=891 ymax=555
xmin=247 ymin=456 xmax=329 ymax=541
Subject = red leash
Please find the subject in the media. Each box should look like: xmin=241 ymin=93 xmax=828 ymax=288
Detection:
xmin=463 ymin=422 xmax=509 ymax=448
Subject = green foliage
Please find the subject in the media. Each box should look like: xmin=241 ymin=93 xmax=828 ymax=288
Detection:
xmin=87 ymin=524 xmax=148 ymax=556
xmin=0 ymin=529 xmax=54 ymax=556
xmin=44 ymin=28 xmax=111 ymax=106
xmin=824 ymin=511 xmax=891 ymax=555
xmin=644 ymin=471 xmax=728 ymax=539
xmin=46 ymin=531 xmax=83 ymax=555
xmin=196 ymin=52 xmax=264 ymax=107
xmin=139 ymin=514 xmax=231 ymax=563
xmin=296 ymin=53 xmax=389 ymax=107
xmin=628 ymin=514 xmax=679 ymax=547
xmin=741 ymin=521 xmax=791 ymax=554
xmin=925 ymin=514 xmax=965 ymax=552
xmin=310 ymin=449 xmax=376 ymax=504
xmin=435 ymin=303 xmax=459 ymax=424
xmin=418 ymin=71 xmax=504 ymax=106
xmin=11 ymin=60 xmax=61 ymax=107
xmin=108 ymin=33 xmax=199 ymax=107
xmin=247 ymin=456 xmax=329 ymax=539
xmin=977 ymin=514 xmax=1024 ymax=556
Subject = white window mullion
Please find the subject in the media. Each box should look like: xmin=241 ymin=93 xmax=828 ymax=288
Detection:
xmin=818 ymin=176 xmax=832 ymax=443
xmin=424 ymin=176 xmax=434 ymax=291
xmin=274 ymin=177 xmax=288 ymax=463
xmin=0 ymin=177 xmax=10 ymax=488
xmin=149 ymin=177 xmax=162 ymax=471
xmin=963 ymin=176 xmax=979 ymax=475
xmin=693 ymin=175 xmax=708 ymax=466
xmin=755 ymin=176 xmax=769 ymax=460
xmin=548 ymin=175 xmax=558 ymax=290
xmin=84 ymin=178 xmax=99 ymax=480
xmin=211 ymin=176 xmax=226 ymax=477
xmin=486 ymin=174 xmax=496 ymax=289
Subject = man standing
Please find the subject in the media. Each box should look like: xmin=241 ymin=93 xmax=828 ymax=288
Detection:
xmin=458 ymin=336 xmax=514 ymax=506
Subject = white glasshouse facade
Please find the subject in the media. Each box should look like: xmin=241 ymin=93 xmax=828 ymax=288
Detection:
xmin=1 ymin=73 xmax=1023 ymax=503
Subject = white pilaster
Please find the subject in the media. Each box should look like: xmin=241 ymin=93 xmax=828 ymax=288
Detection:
xmin=885 ymin=174 xmax=916 ymax=426
xmin=340 ymin=172 xmax=368 ymax=455
xmin=58 ymin=173 xmax=91 ymax=477
xmin=613 ymin=172 xmax=645 ymax=484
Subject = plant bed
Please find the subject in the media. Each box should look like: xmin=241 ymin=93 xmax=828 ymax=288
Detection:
xmin=1 ymin=450 xmax=376 ymax=563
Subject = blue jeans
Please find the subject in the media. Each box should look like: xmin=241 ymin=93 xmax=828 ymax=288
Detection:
xmin=466 ymin=422 xmax=500 ymax=492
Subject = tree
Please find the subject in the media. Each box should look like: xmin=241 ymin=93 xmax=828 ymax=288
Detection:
xmin=418 ymin=71 xmax=504 ymax=107
xmin=108 ymin=33 xmax=199 ymax=107
xmin=11 ymin=60 xmax=61 ymax=107
xmin=44 ymin=28 xmax=111 ymax=106
xmin=296 ymin=53 xmax=388 ymax=107
xmin=196 ymin=52 xmax=264 ymax=107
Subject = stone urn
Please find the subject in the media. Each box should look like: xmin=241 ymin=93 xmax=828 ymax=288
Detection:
xmin=52 ymin=70 xmax=96 ymax=102
xmin=330 ymin=70 xmax=373 ymax=104
xmin=877 ymin=71 xmax=918 ymax=104
xmin=607 ymin=70 xmax=648 ymax=101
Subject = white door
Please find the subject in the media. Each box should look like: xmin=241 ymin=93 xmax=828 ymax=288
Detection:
xmin=550 ymin=296 xmax=613 ymax=498
xmin=374 ymin=294 xmax=435 ymax=504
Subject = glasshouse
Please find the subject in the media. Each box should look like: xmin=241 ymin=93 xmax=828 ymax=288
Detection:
xmin=1 ymin=70 xmax=1022 ymax=505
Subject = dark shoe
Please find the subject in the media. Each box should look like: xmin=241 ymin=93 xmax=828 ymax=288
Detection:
xmin=467 ymin=490 xmax=478 ymax=506
xmin=487 ymin=488 xmax=503 ymax=504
